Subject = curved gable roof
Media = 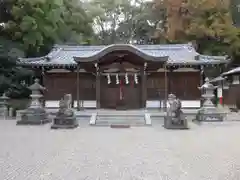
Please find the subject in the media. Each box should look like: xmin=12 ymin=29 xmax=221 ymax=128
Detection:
xmin=18 ymin=43 xmax=228 ymax=67
xmin=73 ymin=44 xmax=169 ymax=62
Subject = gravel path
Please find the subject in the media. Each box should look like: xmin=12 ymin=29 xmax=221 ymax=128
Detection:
xmin=0 ymin=120 xmax=240 ymax=180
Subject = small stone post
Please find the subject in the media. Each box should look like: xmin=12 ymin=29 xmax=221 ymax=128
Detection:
xmin=0 ymin=93 xmax=9 ymax=120
xmin=194 ymin=78 xmax=226 ymax=122
xmin=16 ymin=78 xmax=51 ymax=125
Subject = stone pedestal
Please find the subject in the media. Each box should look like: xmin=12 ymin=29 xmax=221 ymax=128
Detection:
xmin=195 ymin=107 xmax=224 ymax=122
xmin=51 ymin=98 xmax=78 ymax=129
xmin=164 ymin=94 xmax=188 ymax=129
xmin=194 ymin=78 xmax=226 ymax=122
xmin=164 ymin=115 xmax=188 ymax=129
xmin=17 ymin=79 xmax=50 ymax=125
xmin=17 ymin=107 xmax=50 ymax=125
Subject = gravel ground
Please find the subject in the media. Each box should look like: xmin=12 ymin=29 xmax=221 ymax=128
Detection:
xmin=1 ymin=120 xmax=240 ymax=180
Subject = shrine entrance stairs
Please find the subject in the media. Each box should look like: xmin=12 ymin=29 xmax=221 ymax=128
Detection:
xmin=90 ymin=110 xmax=150 ymax=127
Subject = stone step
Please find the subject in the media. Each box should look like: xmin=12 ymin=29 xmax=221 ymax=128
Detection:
xmin=150 ymin=116 xmax=165 ymax=121
xmin=96 ymin=112 xmax=145 ymax=116
xmin=95 ymin=120 xmax=146 ymax=126
xmin=77 ymin=117 xmax=91 ymax=121
xmin=96 ymin=116 xmax=145 ymax=120
xmin=95 ymin=115 xmax=146 ymax=126
xmin=96 ymin=120 xmax=145 ymax=124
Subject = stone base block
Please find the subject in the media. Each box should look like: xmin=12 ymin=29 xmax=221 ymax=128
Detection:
xmin=194 ymin=108 xmax=225 ymax=122
xmin=194 ymin=114 xmax=224 ymax=122
xmin=16 ymin=108 xmax=50 ymax=125
xmin=164 ymin=117 xmax=189 ymax=130
xmin=51 ymin=124 xmax=78 ymax=129
xmin=51 ymin=116 xmax=78 ymax=129
xmin=17 ymin=118 xmax=50 ymax=125
xmin=110 ymin=124 xmax=130 ymax=128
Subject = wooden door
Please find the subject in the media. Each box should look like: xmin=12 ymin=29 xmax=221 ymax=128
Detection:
xmin=123 ymin=84 xmax=141 ymax=109
xmin=100 ymin=76 xmax=119 ymax=109
xmin=100 ymin=75 xmax=142 ymax=109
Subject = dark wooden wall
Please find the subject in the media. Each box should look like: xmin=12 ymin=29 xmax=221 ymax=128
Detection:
xmin=43 ymin=72 xmax=95 ymax=100
xmin=43 ymin=71 xmax=201 ymax=101
xmin=223 ymin=84 xmax=240 ymax=107
xmin=147 ymin=71 xmax=201 ymax=100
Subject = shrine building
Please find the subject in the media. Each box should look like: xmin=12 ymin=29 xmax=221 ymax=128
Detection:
xmin=18 ymin=43 xmax=228 ymax=110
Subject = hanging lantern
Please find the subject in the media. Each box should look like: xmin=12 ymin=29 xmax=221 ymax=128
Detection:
xmin=134 ymin=74 xmax=138 ymax=84
xmin=116 ymin=74 xmax=119 ymax=84
xmin=125 ymin=73 xmax=129 ymax=84
xmin=107 ymin=74 xmax=111 ymax=84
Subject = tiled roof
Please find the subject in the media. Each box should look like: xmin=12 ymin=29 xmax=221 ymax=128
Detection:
xmin=18 ymin=43 xmax=229 ymax=66
xmin=209 ymin=76 xmax=226 ymax=83
xmin=221 ymin=67 xmax=240 ymax=76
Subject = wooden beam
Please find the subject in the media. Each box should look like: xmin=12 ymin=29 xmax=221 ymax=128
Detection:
xmin=96 ymin=64 xmax=101 ymax=109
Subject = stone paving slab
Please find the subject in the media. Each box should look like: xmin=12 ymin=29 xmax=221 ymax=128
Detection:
xmin=1 ymin=120 xmax=240 ymax=180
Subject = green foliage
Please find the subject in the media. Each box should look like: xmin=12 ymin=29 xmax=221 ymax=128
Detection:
xmin=84 ymin=0 xmax=164 ymax=44
xmin=184 ymin=0 xmax=240 ymax=58
xmin=150 ymin=0 xmax=240 ymax=61
xmin=3 ymin=0 xmax=94 ymax=56
xmin=0 ymin=0 xmax=94 ymax=98
xmin=0 ymin=37 xmax=32 ymax=98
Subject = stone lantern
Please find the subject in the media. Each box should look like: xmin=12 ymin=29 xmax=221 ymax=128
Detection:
xmin=194 ymin=78 xmax=225 ymax=122
xmin=0 ymin=92 xmax=9 ymax=119
xmin=17 ymin=78 xmax=50 ymax=125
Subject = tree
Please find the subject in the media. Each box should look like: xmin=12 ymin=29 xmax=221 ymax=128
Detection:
xmin=84 ymin=0 xmax=166 ymax=44
xmin=3 ymin=0 xmax=94 ymax=56
xmin=183 ymin=0 xmax=240 ymax=57
xmin=0 ymin=1 xmax=32 ymax=97
xmin=116 ymin=0 xmax=166 ymax=44
xmin=153 ymin=0 xmax=240 ymax=59
xmin=0 ymin=37 xmax=32 ymax=98
xmin=0 ymin=0 xmax=94 ymax=97
xmin=83 ymin=0 xmax=127 ymax=44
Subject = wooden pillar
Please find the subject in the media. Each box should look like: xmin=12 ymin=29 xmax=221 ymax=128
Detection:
xmin=167 ymin=68 xmax=173 ymax=94
xmin=141 ymin=67 xmax=147 ymax=108
xmin=41 ymin=68 xmax=46 ymax=108
xmin=76 ymin=64 xmax=80 ymax=111
xmin=96 ymin=65 xmax=101 ymax=109
xmin=219 ymin=65 xmax=224 ymax=105
xmin=164 ymin=64 xmax=168 ymax=110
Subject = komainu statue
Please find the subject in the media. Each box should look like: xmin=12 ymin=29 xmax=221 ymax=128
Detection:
xmin=164 ymin=94 xmax=188 ymax=129
xmin=51 ymin=96 xmax=78 ymax=129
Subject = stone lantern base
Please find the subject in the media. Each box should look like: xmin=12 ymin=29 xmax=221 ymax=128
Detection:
xmin=16 ymin=107 xmax=51 ymax=125
xmin=194 ymin=107 xmax=226 ymax=122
